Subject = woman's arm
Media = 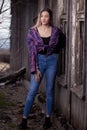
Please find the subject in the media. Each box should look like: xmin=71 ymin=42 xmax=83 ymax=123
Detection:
xmin=59 ymin=29 xmax=66 ymax=49
xmin=27 ymin=29 xmax=38 ymax=74
xmin=56 ymin=29 xmax=66 ymax=53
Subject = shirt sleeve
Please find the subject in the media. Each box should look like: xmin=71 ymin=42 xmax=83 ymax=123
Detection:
xmin=59 ymin=29 xmax=66 ymax=48
xmin=57 ymin=29 xmax=66 ymax=53
xmin=27 ymin=29 xmax=38 ymax=73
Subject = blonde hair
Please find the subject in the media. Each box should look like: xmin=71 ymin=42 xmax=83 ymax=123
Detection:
xmin=33 ymin=8 xmax=53 ymax=28
xmin=34 ymin=13 xmax=41 ymax=28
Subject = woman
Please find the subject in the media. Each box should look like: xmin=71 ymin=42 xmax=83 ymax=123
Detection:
xmin=19 ymin=8 xmax=66 ymax=129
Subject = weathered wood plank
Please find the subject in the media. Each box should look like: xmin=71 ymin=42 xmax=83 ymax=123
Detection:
xmin=0 ymin=67 xmax=26 ymax=84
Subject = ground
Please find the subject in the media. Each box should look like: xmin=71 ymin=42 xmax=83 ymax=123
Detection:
xmin=0 ymin=82 xmax=69 ymax=130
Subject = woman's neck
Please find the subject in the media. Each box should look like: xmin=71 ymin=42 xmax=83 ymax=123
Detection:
xmin=41 ymin=24 xmax=50 ymax=29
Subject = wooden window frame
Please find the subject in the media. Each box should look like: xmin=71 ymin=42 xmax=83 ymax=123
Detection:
xmin=56 ymin=17 xmax=67 ymax=88
xmin=70 ymin=0 xmax=85 ymax=100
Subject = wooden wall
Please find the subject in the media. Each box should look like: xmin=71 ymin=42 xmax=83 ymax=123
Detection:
xmin=53 ymin=0 xmax=87 ymax=130
xmin=10 ymin=0 xmax=38 ymax=79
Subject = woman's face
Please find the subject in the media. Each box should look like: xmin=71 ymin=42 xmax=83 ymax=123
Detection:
xmin=40 ymin=11 xmax=50 ymax=25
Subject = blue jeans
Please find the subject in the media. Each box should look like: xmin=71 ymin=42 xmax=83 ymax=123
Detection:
xmin=23 ymin=54 xmax=58 ymax=117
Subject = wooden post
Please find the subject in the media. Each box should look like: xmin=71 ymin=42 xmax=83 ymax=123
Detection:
xmin=67 ymin=0 xmax=72 ymax=122
xmin=84 ymin=0 xmax=87 ymax=129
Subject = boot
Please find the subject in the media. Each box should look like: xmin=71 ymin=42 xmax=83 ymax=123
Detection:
xmin=43 ymin=117 xmax=52 ymax=129
xmin=18 ymin=118 xmax=27 ymax=130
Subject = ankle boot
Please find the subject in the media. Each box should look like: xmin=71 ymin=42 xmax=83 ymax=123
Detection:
xmin=19 ymin=118 xmax=27 ymax=129
xmin=43 ymin=117 xmax=52 ymax=129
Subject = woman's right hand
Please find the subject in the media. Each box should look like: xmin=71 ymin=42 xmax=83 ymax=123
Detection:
xmin=34 ymin=69 xmax=41 ymax=82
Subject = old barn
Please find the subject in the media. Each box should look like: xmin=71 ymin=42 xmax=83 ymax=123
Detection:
xmin=8 ymin=0 xmax=87 ymax=130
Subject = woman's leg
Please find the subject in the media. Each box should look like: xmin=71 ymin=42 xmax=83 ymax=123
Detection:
xmin=23 ymin=75 xmax=42 ymax=117
xmin=23 ymin=55 xmax=46 ymax=118
xmin=19 ymin=55 xmax=46 ymax=129
xmin=45 ymin=54 xmax=58 ymax=116
xmin=42 ymin=54 xmax=58 ymax=129
xmin=19 ymin=75 xmax=43 ymax=129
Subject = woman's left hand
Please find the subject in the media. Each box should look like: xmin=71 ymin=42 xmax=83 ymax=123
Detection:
xmin=34 ymin=69 xmax=41 ymax=82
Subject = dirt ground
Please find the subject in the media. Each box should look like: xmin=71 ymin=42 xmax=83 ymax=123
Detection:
xmin=0 ymin=82 xmax=74 ymax=130
xmin=0 ymin=81 xmax=65 ymax=130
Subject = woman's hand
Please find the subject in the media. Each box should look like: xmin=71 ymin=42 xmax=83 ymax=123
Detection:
xmin=34 ymin=69 xmax=41 ymax=82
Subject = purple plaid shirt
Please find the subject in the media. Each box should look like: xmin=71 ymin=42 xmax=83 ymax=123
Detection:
xmin=27 ymin=26 xmax=66 ymax=73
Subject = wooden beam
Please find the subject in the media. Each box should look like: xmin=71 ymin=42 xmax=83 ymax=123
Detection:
xmin=0 ymin=67 xmax=26 ymax=84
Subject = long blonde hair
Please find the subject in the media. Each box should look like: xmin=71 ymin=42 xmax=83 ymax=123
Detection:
xmin=33 ymin=8 xmax=53 ymax=28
